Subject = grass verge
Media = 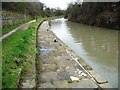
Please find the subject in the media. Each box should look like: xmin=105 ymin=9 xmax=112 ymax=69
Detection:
xmin=2 ymin=20 xmax=31 ymax=35
xmin=2 ymin=17 xmax=43 ymax=88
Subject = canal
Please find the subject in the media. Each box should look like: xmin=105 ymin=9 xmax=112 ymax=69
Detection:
xmin=50 ymin=18 xmax=118 ymax=88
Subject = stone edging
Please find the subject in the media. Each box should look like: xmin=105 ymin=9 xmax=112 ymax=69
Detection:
xmin=48 ymin=20 xmax=113 ymax=89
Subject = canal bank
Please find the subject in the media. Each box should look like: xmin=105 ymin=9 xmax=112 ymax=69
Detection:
xmin=50 ymin=18 xmax=118 ymax=88
xmin=36 ymin=21 xmax=113 ymax=88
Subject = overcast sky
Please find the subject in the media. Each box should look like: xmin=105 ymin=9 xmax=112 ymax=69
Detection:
xmin=39 ymin=0 xmax=78 ymax=10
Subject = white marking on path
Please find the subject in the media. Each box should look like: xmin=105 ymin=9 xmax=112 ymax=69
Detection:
xmin=70 ymin=76 xmax=80 ymax=81
xmin=66 ymin=49 xmax=92 ymax=78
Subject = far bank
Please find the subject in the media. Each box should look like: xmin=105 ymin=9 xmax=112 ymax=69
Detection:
xmin=65 ymin=2 xmax=120 ymax=30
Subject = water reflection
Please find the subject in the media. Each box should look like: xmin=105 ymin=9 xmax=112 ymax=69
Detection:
xmin=50 ymin=18 xmax=118 ymax=88
xmin=67 ymin=21 xmax=118 ymax=66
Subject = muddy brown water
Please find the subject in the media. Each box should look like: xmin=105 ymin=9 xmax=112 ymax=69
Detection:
xmin=50 ymin=18 xmax=118 ymax=88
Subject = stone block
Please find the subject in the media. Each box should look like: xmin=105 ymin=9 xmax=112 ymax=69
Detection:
xmin=68 ymin=79 xmax=98 ymax=88
xmin=53 ymin=80 xmax=69 ymax=88
xmin=39 ymin=71 xmax=59 ymax=83
xmin=39 ymin=83 xmax=55 ymax=88
xmin=57 ymin=69 xmax=71 ymax=81
xmin=89 ymin=70 xmax=108 ymax=84
xmin=99 ymin=83 xmax=113 ymax=88
xmin=41 ymin=64 xmax=57 ymax=71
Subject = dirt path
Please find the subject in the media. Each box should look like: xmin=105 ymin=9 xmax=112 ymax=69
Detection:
xmin=0 ymin=20 xmax=36 ymax=42
xmin=36 ymin=21 xmax=112 ymax=88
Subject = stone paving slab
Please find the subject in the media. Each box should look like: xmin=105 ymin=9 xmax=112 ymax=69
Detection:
xmin=68 ymin=79 xmax=98 ymax=88
xmin=55 ymin=56 xmax=78 ymax=68
xmin=39 ymin=71 xmax=59 ymax=83
xmin=40 ymin=57 xmax=56 ymax=64
xmin=89 ymin=70 xmax=108 ymax=84
xmin=65 ymin=67 xmax=88 ymax=80
xmin=53 ymin=80 xmax=69 ymax=88
xmin=57 ymin=68 xmax=71 ymax=81
xmin=37 ymin=21 xmax=112 ymax=88
xmin=41 ymin=64 xmax=57 ymax=71
xmin=39 ymin=83 xmax=55 ymax=88
xmin=99 ymin=83 xmax=113 ymax=88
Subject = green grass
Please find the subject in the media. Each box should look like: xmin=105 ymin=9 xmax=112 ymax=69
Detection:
xmin=2 ymin=17 xmax=43 ymax=88
xmin=2 ymin=23 xmax=22 ymax=35
xmin=2 ymin=20 xmax=31 ymax=35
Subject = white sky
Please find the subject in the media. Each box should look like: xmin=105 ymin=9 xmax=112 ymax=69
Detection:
xmin=39 ymin=0 xmax=78 ymax=10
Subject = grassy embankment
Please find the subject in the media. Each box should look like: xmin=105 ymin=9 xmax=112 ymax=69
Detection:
xmin=2 ymin=20 xmax=31 ymax=35
xmin=2 ymin=17 xmax=44 ymax=88
xmin=1 ymin=15 xmax=63 ymax=36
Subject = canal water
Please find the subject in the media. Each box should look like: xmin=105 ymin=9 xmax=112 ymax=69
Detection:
xmin=50 ymin=18 xmax=118 ymax=88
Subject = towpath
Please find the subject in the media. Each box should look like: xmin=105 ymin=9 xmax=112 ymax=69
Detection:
xmin=36 ymin=21 xmax=112 ymax=88
xmin=0 ymin=20 xmax=36 ymax=42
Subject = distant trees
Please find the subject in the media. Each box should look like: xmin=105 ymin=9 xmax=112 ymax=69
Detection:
xmin=2 ymin=2 xmax=64 ymax=28
xmin=65 ymin=2 xmax=120 ymax=30
xmin=43 ymin=7 xmax=64 ymax=17
xmin=2 ymin=2 xmax=44 ymax=18
xmin=53 ymin=8 xmax=65 ymax=16
xmin=2 ymin=2 xmax=64 ymax=18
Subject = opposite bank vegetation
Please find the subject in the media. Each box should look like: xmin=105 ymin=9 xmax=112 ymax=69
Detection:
xmin=65 ymin=2 xmax=120 ymax=30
